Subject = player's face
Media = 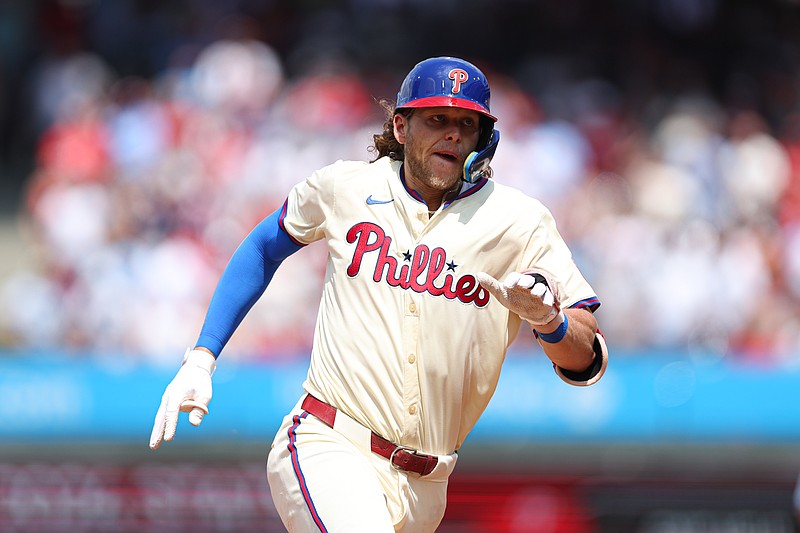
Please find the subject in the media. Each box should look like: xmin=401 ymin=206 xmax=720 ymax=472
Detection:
xmin=394 ymin=107 xmax=482 ymax=194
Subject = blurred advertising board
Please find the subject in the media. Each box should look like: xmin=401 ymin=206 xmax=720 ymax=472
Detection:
xmin=0 ymin=348 xmax=798 ymax=444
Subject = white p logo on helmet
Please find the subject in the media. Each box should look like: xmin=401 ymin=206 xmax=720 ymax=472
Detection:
xmin=448 ymin=68 xmax=469 ymax=94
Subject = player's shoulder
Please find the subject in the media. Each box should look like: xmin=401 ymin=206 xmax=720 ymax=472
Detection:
xmin=482 ymin=179 xmax=552 ymax=219
xmin=315 ymin=158 xmax=370 ymax=177
xmin=319 ymin=157 xmax=395 ymax=176
xmin=311 ymin=157 xmax=395 ymax=185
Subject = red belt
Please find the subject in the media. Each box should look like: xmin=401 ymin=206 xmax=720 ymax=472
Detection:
xmin=301 ymin=394 xmax=439 ymax=476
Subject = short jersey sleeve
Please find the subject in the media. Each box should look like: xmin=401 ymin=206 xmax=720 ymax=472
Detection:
xmin=280 ymin=161 xmax=341 ymax=245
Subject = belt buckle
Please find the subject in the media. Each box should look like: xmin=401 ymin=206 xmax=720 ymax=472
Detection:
xmin=388 ymin=445 xmax=418 ymax=471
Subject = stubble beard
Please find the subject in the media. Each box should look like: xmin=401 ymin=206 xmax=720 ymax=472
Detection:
xmin=405 ymin=145 xmax=462 ymax=194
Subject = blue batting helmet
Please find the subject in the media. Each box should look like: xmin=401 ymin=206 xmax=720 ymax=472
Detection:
xmin=396 ymin=57 xmax=497 ymax=122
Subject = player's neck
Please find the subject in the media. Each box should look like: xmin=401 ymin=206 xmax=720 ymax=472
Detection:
xmin=402 ymin=166 xmax=461 ymax=212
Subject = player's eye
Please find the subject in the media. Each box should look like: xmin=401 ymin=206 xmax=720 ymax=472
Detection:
xmin=461 ymin=118 xmax=480 ymax=134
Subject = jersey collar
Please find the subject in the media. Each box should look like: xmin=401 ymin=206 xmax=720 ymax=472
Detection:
xmin=399 ymin=164 xmax=490 ymax=209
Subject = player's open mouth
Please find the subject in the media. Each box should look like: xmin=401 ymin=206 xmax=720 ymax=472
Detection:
xmin=434 ymin=152 xmax=459 ymax=163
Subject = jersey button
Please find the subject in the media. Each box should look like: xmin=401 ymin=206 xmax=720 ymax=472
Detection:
xmin=408 ymin=354 xmax=416 ymax=364
xmin=409 ymin=302 xmax=417 ymax=313
xmin=408 ymin=405 xmax=417 ymax=415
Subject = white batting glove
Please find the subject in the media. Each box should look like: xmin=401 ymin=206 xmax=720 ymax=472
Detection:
xmin=476 ymin=270 xmax=562 ymax=327
xmin=149 ymin=348 xmax=216 ymax=450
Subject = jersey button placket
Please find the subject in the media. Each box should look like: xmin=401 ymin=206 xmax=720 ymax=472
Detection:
xmin=401 ymin=294 xmax=422 ymax=445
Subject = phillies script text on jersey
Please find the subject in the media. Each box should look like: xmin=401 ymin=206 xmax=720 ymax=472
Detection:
xmin=345 ymin=222 xmax=490 ymax=307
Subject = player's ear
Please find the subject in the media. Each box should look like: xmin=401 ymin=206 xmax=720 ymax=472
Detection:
xmin=393 ymin=112 xmax=408 ymax=145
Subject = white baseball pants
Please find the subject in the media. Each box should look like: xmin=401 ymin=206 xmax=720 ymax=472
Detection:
xmin=266 ymin=397 xmax=458 ymax=532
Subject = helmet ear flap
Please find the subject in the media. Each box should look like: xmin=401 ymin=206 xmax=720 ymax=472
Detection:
xmin=463 ymin=129 xmax=500 ymax=183
xmin=477 ymin=116 xmax=495 ymax=150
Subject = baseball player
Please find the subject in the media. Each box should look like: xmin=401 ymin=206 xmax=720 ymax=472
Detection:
xmin=149 ymin=56 xmax=608 ymax=532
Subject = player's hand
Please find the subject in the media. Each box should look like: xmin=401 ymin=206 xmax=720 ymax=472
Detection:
xmin=476 ymin=270 xmax=561 ymax=327
xmin=149 ymin=348 xmax=216 ymax=450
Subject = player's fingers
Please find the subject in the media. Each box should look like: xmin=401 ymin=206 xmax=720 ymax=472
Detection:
xmin=515 ymin=274 xmax=536 ymax=289
xmin=181 ymin=399 xmax=210 ymax=426
xmin=148 ymin=399 xmax=168 ymax=450
xmin=530 ymin=281 xmax=545 ymax=296
xmin=502 ymin=271 xmax=522 ymax=287
xmin=476 ymin=272 xmax=507 ymax=301
xmin=531 ymin=281 xmax=554 ymax=304
xmin=162 ymin=393 xmax=185 ymax=443
xmin=541 ymin=287 xmax=555 ymax=307
xmin=189 ymin=408 xmax=206 ymax=426
xmin=179 ymin=399 xmax=209 ymax=414
xmin=476 ymin=271 xmax=497 ymax=289
xmin=163 ymin=411 xmax=179 ymax=442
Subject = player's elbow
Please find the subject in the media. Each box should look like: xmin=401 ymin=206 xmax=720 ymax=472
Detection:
xmin=553 ymin=331 xmax=609 ymax=387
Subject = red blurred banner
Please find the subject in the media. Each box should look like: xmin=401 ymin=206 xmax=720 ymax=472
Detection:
xmin=0 ymin=462 xmax=796 ymax=533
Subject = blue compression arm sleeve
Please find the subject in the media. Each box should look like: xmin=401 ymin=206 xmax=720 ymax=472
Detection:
xmin=195 ymin=207 xmax=303 ymax=356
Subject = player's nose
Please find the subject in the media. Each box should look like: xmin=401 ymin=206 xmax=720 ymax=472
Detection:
xmin=444 ymin=125 xmax=463 ymax=142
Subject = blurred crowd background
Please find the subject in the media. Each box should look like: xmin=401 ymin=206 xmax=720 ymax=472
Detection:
xmin=2 ymin=0 xmax=800 ymax=366
xmin=3 ymin=1 xmax=800 ymax=531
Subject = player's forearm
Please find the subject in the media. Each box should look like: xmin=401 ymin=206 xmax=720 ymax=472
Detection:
xmin=195 ymin=239 xmax=273 ymax=356
xmin=536 ymin=307 xmax=597 ymax=372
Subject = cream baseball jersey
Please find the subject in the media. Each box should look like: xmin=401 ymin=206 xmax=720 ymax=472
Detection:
xmin=279 ymin=156 xmax=599 ymax=456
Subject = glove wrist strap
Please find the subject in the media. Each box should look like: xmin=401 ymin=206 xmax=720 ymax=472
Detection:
xmin=182 ymin=347 xmax=217 ymax=376
xmin=535 ymin=312 xmax=568 ymax=343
